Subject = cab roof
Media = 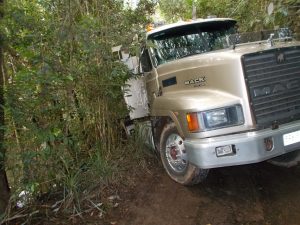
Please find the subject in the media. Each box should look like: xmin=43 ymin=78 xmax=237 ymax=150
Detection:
xmin=147 ymin=18 xmax=236 ymax=38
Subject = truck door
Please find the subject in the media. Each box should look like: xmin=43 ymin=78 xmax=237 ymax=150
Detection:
xmin=140 ymin=48 xmax=159 ymax=107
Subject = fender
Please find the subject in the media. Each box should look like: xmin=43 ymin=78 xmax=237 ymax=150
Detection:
xmin=150 ymin=90 xmax=242 ymax=137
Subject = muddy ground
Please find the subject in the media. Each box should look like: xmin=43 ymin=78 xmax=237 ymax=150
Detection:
xmin=105 ymin=160 xmax=300 ymax=225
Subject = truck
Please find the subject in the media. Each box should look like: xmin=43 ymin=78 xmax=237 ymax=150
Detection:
xmin=122 ymin=18 xmax=300 ymax=185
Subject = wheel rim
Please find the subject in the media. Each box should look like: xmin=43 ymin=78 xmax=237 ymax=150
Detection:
xmin=165 ymin=133 xmax=187 ymax=173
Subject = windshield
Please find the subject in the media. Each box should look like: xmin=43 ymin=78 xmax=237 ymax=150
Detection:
xmin=230 ymin=28 xmax=293 ymax=44
xmin=148 ymin=20 xmax=237 ymax=66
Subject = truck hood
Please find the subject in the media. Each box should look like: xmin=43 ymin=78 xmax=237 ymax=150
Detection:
xmin=150 ymin=40 xmax=300 ymax=137
xmin=155 ymin=40 xmax=300 ymax=98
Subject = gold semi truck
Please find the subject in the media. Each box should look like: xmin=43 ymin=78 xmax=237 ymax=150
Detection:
xmin=123 ymin=18 xmax=300 ymax=185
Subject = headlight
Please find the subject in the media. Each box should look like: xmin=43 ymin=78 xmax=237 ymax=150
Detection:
xmin=186 ymin=105 xmax=244 ymax=132
xmin=201 ymin=105 xmax=244 ymax=130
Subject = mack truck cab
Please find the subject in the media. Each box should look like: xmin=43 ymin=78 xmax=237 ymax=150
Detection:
xmin=125 ymin=18 xmax=300 ymax=185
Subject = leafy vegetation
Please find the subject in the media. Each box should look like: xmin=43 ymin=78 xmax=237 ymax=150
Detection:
xmin=0 ymin=0 xmax=156 ymax=221
xmin=159 ymin=0 xmax=300 ymax=33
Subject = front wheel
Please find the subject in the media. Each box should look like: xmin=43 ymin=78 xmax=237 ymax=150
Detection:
xmin=160 ymin=122 xmax=209 ymax=185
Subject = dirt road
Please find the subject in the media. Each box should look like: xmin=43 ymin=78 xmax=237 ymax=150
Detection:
xmin=106 ymin=161 xmax=300 ymax=225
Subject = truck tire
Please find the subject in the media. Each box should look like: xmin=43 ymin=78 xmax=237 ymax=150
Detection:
xmin=160 ymin=122 xmax=209 ymax=185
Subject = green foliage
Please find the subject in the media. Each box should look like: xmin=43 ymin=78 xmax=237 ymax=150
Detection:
xmin=159 ymin=0 xmax=190 ymax=22
xmin=2 ymin=0 xmax=156 ymax=213
xmin=159 ymin=0 xmax=299 ymax=33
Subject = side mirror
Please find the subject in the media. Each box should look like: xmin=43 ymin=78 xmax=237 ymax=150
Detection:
xmin=140 ymin=48 xmax=153 ymax=73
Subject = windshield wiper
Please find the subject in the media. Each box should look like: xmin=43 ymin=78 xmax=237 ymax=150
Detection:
xmin=180 ymin=52 xmax=201 ymax=58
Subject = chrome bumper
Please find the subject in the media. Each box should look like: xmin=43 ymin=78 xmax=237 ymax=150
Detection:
xmin=184 ymin=121 xmax=300 ymax=169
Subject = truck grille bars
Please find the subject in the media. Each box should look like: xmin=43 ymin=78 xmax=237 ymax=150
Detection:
xmin=242 ymin=46 xmax=300 ymax=128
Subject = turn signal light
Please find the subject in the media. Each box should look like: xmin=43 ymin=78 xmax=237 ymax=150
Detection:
xmin=186 ymin=113 xmax=200 ymax=132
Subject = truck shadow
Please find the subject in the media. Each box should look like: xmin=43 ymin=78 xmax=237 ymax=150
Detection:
xmin=191 ymin=162 xmax=300 ymax=225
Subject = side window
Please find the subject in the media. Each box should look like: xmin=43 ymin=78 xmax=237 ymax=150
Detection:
xmin=140 ymin=49 xmax=153 ymax=73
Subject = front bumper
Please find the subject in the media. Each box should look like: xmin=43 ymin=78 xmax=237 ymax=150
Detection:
xmin=184 ymin=121 xmax=300 ymax=169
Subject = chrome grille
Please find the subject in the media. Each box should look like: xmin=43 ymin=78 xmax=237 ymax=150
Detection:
xmin=242 ymin=46 xmax=300 ymax=128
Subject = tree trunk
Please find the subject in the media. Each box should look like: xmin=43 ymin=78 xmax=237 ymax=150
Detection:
xmin=0 ymin=44 xmax=9 ymax=216
xmin=0 ymin=170 xmax=10 ymax=214
xmin=0 ymin=0 xmax=10 ymax=215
